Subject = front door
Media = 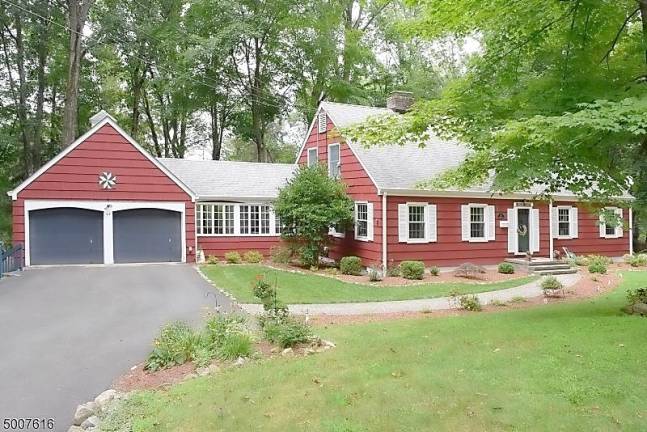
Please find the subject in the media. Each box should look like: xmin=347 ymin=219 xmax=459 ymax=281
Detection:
xmin=516 ymin=208 xmax=530 ymax=254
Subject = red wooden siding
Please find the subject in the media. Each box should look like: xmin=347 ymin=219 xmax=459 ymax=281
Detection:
xmin=297 ymin=112 xmax=382 ymax=266
xmin=198 ymin=236 xmax=283 ymax=259
xmin=13 ymin=124 xmax=196 ymax=262
xmin=553 ymin=202 xmax=629 ymax=256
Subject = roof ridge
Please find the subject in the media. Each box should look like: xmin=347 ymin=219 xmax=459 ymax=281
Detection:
xmin=157 ymin=157 xmax=295 ymax=167
xmin=321 ymin=100 xmax=392 ymax=111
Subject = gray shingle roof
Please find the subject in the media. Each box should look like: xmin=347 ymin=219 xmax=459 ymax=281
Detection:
xmin=157 ymin=158 xmax=295 ymax=200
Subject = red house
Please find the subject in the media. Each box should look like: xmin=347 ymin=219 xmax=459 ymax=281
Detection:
xmin=8 ymin=99 xmax=632 ymax=269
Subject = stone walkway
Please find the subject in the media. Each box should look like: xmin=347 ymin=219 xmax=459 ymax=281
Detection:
xmin=239 ymin=273 xmax=582 ymax=316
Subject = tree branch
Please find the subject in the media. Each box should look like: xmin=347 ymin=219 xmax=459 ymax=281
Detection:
xmin=600 ymin=6 xmax=640 ymax=64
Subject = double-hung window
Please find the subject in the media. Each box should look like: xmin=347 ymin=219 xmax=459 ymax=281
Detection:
xmin=198 ymin=203 xmax=276 ymax=236
xmin=408 ymin=205 xmax=426 ymax=240
xmin=328 ymin=143 xmax=340 ymax=178
xmin=470 ymin=206 xmax=486 ymax=240
xmin=355 ymin=203 xmax=368 ymax=239
xmin=558 ymin=208 xmax=570 ymax=236
xmin=461 ymin=204 xmax=495 ymax=242
xmin=398 ymin=203 xmax=436 ymax=243
xmin=307 ymin=148 xmax=318 ymax=167
xmin=552 ymin=206 xmax=578 ymax=239
xmin=600 ymin=207 xmax=623 ymax=238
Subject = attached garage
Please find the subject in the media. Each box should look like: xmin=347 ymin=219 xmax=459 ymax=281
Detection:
xmin=29 ymin=207 xmax=104 ymax=265
xmin=113 ymin=208 xmax=182 ymax=263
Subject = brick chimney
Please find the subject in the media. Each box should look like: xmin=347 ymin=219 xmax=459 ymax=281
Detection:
xmin=387 ymin=91 xmax=414 ymax=113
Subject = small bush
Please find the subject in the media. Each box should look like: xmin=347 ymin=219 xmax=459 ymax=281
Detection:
xmin=454 ymin=263 xmax=486 ymax=279
xmin=541 ymin=275 xmax=564 ymax=296
xmin=218 ymin=333 xmax=253 ymax=360
xmin=627 ymin=287 xmax=647 ymax=305
xmin=243 ymin=250 xmax=263 ymax=263
xmin=588 ymin=261 xmax=607 ymax=274
xmin=368 ymin=266 xmax=383 ymax=282
xmin=340 ymin=256 xmax=363 ymax=275
xmin=224 ymin=251 xmax=242 ymax=264
xmin=429 ymin=266 xmax=440 ymax=276
xmin=510 ymin=296 xmax=527 ymax=303
xmin=386 ymin=264 xmax=401 ymax=277
xmin=459 ymin=295 xmax=482 ymax=311
xmin=270 ymin=245 xmax=292 ymax=264
xmin=587 ymin=255 xmax=612 ymax=266
xmin=400 ymin=261 xmax=425 ymax=280
xmin=498 ymin=262 xmax=515 ymax=274
xmin=573 ymin=255 xmax=589 ymax=266
xmin=146 ymin=321 xmax=203 ymax=371
xmin=205 ymin=255 xmax=219 ymax=265
xmin=204 ymin=314 xmax=247 ymax=347
xmin=489 ymin=299 xmax=507 ymax=307
xmin=263 ymin=318 xmax=312 ymax=348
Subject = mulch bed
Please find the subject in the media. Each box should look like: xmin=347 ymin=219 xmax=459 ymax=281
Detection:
xmin=309 ymin=267 xmax=622 ymax=327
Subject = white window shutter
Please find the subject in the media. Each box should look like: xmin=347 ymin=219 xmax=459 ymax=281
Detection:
xmin=486 ymin=205 xmax=496 ymax=241
xmin=318 ymin=111 xmax=327 ymax=133
xmin=570 ymin=207 xmax=578 ymax=238
xmin=366 ymin=203 xmax=374 ymax=241
xmin=461 ymin=205 xmax=470 ymax=241
xmin=507 ymin=208 xmax=517 ymax=253
xmin=551 ymin=207 xmax=558 ymax=238
xmin=530 ymin=208 xmax=540 ymax=252
xmin=398 ymin=204 xmax=408 ymax=243
xmin=599 ymin=213 xmax=606 ymax=238
xmin=426 ymin=204 xmax=437 ymax=242
xmin=616 ymin=208 xmax=623 ymax=237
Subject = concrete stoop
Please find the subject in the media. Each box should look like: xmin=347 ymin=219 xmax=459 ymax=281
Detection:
xmin=505 ymin=258 xmax=578 ymax=276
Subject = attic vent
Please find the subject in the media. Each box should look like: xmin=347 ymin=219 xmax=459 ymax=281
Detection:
xmin=317 ymin=111 xmax=327 ymax=133
xmin=387 ymin=91 xmax=414 ymax=113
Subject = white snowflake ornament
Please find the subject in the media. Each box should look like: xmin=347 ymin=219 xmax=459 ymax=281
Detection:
xmin=99 ymin=172 xmax=117 ymax=189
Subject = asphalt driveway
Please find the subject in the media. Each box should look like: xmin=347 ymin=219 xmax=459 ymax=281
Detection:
xmin=0 ymin=264 xmax=234 ymax=431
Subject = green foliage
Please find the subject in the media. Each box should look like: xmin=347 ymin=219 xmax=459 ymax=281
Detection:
xmin=270 ymin=246 xmax=293 ymax=264
xmin=624 ymin=254 xmax=647 ymax=267
xmin=274 ymin=165 xmax=354 ymax=267
xmin=225 ymin=251 xmax=242 ymax=264
xmin=146 ymin=322 xmax=203 ymax=372
xmin=541 ymin=276 xmax=564 ymax=295
xmin=262 ymin=317 xmax=312 ymax=348
xmin=626 ymin=288 xmax=647 ymax=305
xmin=588 ymin=262 xmax=607 ymax=274
xmin=243 ymin=250 xmax=264 ymax=264
xmin=386 ymin=264 xmax=401 ymax=277
xmin=340 ymin=256 xmax=363 ymax=276
xmin=206 ymin=255 xmax=219 ymax=265
xmin=429 ymin=266 xmax=440 ymax=276
xmin=368 ymin=266 xmax=383 ymax=282
xmin=454 ymin=263 xmax=486 ymax=279
xmin=400 ymin=261 xmax=425 ymax=280
xmin=218 ymin=333 xmax=253 ymax=360
xmin=497 ymin=262 xmax=515 ymax=274
xmin=459 ymin=295 xmax=482 ymax=312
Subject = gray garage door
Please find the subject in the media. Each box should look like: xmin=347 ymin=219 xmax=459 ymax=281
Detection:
xmin=29 ymin=208 xmax=104 ymax=265
xmin=113 ymin=209 xmax=182 ymax=263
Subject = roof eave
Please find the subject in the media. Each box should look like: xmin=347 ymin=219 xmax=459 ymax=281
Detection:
xmin=379 ymin=187 xmax=634 ymax=202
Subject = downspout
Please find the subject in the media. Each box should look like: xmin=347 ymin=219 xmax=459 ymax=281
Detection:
xmin=382 ymin=191 xmax=388 ymax=273
xmin=548 ymin=200 xmax=554 ymax=260
xmin=629 ymin=206 xmax=634 ymax=255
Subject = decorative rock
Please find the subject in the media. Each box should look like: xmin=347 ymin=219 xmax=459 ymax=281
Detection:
xmin=208 ymin=364 xmax=221 ymax=374
xmin=196 ymin=366 xmax=210 ymax=377
xmin=81 ymin=415 xmax=100 ymax=430
xmin=94 ymin=389 xmax=117 ymax=412
xmin=633 ymin=302 xmax=647 ymax=315
xmin=73 ymin=402 xmax=97 ymax=426
xmin=281 ymin=347 xmax=293 ymax=356
xmin=321 ymin=339 xmax=336 ymax=348
xmin=68 ymin=427 xmax=84 ymax=432
xmin=270 ymin=347 xmax=279 ymax=354
xmin=234 ymin=357 xmax=247 ymax=367
xmin=304 ymin=348 xmax=316 ymax=356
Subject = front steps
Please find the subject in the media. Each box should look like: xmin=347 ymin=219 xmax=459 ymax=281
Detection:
xmin=505 ymin=258 xmax=577 ymax=276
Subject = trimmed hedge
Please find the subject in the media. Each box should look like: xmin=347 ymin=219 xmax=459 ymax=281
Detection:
xmin=340 ymin=256 xmax=363 ymax=275
xmin=400 ymin=261 xmax=425 ymax=280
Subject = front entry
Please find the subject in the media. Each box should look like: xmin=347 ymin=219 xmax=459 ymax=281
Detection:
xmin=517 ymin=208 xmax=530 ymax=254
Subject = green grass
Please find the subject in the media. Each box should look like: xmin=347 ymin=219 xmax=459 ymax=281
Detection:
xmin=201 ymin=264 xmax=537 ymax=304
xmin=103 ymin=272 xmax=647 ymax=432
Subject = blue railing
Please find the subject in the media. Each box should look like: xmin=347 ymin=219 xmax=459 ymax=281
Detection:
xmin=0 ymin=244 xmax=24 ymax=278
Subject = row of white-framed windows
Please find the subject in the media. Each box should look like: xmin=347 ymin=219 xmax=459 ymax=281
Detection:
xmin=197 ymin=204 xmax=235 ymax=235
xmin=197 ymin=203 xmax=277 ymax=236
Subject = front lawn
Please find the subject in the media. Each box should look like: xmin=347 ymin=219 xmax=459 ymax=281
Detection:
xmin=104 ymin=272 xmax=647 ymax=431
xmin=201 ymin=264 xmax=536 ymax=304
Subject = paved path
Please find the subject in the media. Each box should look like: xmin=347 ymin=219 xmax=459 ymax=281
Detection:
xmin=240 ymin=273 xmax=581 ymax=316
xmin=0 ymin=264 xmax=232 ymax=432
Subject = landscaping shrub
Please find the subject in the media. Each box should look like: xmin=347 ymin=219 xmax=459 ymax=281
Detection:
xmin=498 ymin=262 xmax=515 ymax=274
xmin=454 ymin=263 xmax=486 ymax=279
xmin=588 ymin=255 xmax=612 ymax=265
xmin=588 ymin=261 xmax=607 ymax=274
xmin=626 ymin=288 xmax=647 ymax=305
xmin=270 ymin=245 xmax=292 ymax=264
xmin=340 ymin=256 xmax=363 ymax=275
xmin=145 ymin=321 xmax=203 ymax=371
xmin=400 ymin=261 xmax=425 ymax=280
xmin=205 ymin=255 xmax=219 ymax=265
xmin=217 ymin=333 xmax=253 ymax=360
xmin=386 ymin=264 xmax=401 ymax=277
xmin=572 ymin=255 xmax=589 ymax=266
xmin=541 ymin=276 xmax=564 ymax=296
xmin=624 ymin=254 xmax=647 ymax=267
xmin=368 ymin=266 xmax=383 ymax=282
xmin=429 ymin=266 xmax=440 ymax=276
xmin=204 ymin=314 xmax=248 ymax=347
xmin=224 ymin=251 xmax=242 ymax=264
xmin=243 ymin=250 xmax=263 ymax=263
xmin=263 ymin=317 xmax=312 ymax=348
xmin=459 ymin=294 xmax=482 ymax=311
xmin=489 ymin=299 xmax=508 ymax=307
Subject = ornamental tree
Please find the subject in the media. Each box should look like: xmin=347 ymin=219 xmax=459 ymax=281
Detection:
xmin=274 ymin=165 xmax=354 ymax=266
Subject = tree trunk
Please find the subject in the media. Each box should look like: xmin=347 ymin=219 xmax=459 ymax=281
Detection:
xmin=143 ymin=89 xmax=161 ymax=156
xmin=639 ymin=0 xmax=647 ymax=67
xmin=33 ymin=1 xmax=52 ymax=170
xmin=13 ymin=13 xmax=32 ymax=176
xmin=251 ymin=37 xmax=265 ymax=162
xmin=62 ymin=0 xmax=94 ymax=146
xmin=209 ymin=103 xmax=224 ymax=160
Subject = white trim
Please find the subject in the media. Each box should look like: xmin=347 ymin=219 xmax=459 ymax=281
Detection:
xmin=378 ymin=187 xmax=632 ymax=202
xmin=8 ymin=116 xmax=197 ymax=201
xmin=548 ymin=200 xmax=554 ymax=260
xmin=354 ymin=201 xmax=371 ymax=242
xmin=327 ymin=143 xmax=341 ymax=178
xmin=600 ymin=206 xmax=623 ymax=239
xmin=511 ymin=205 xmax=536 ymax=256
xmin=295 ymin=107 xmax=322 ymax=163
xmin=318 ymin=111 xmax=327 ymax=133
xmin=402 ymin=202 xmax=429 ymax=244
xmin=195 ymin=202 xmax=282 ymax=237
xmin=553 ymin=205 xmax=575 ymax=239
xmin=382 ymin=192 xmax=387 ymax=272
xmin=329 ymin=225 xmax=346 ymax=238
xmin=463 ymin=203 xmax=489 ymax=243
xmin=23 ymin=200 xmax=186 ymax=266
xmin=629 ymin=207 xmax=634 ymax=254
xmin=307 ymin=147 xmax=318 ymax=167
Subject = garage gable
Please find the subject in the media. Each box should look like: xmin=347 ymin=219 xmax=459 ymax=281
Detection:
xmin=9 ymin=113 xmax=195 ymax=201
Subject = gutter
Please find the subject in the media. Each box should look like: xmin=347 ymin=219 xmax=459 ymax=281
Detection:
xmin=378 ymin=187 xmax=634 ymax=202
xmin=382 ymin=191 xmax=388 ymax=273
